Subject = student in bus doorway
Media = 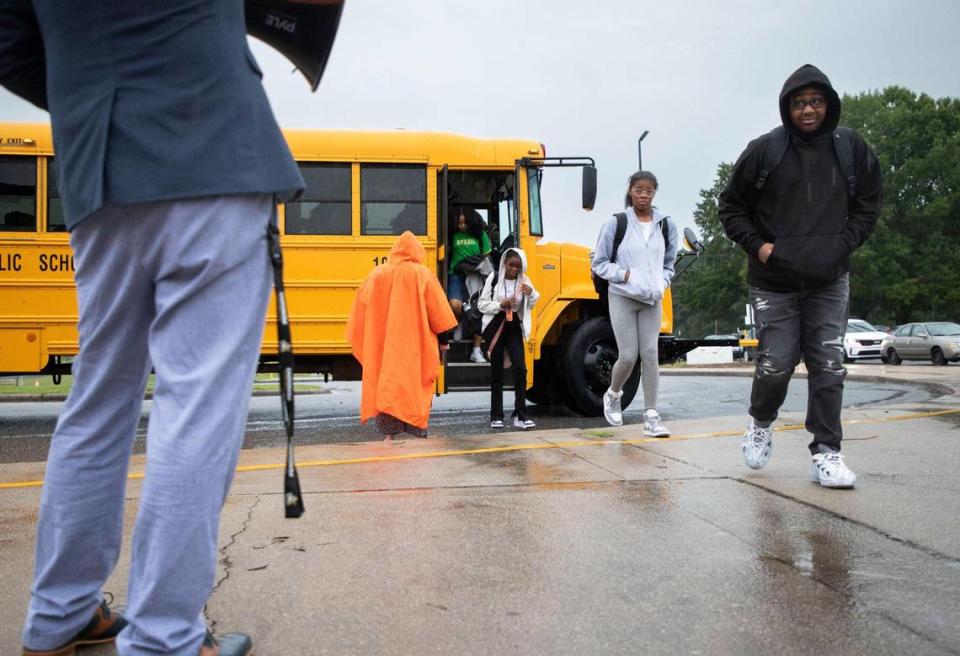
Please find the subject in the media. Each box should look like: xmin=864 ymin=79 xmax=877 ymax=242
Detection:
xmin=478 ymin=248 xmax=540 ymax=430
xmin=448 ymin=206 xmax=493 ymax=362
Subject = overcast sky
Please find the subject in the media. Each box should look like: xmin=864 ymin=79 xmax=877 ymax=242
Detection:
xmin=3 ymin=0 xmax=959 ymax=248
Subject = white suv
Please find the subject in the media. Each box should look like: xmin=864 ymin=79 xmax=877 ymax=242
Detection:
xmin=843 ymin=319 xmax=888 ymax=362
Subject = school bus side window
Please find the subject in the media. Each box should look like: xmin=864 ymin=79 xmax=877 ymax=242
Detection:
xmin=360 ymin=164 xmax=426 ymax=235
xmin=285 ymin=163 xmax=351 ymax=235
xmin=0 ymin=156 xmax=37 ymax=232
xmin=47 ymin=158 xmax=67 ymax=232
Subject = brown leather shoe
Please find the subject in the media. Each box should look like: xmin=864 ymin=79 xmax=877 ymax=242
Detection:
xmin=22 ymin=597 xmax=127 ymax=656
xmin=199 ymin=629 xmax=254 ymax=656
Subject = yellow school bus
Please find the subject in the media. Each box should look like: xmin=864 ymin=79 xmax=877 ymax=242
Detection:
xmin=0 ymin=123 xmax=701 ymax=415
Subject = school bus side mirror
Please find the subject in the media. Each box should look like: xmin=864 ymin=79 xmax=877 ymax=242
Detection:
xmin=582 ymin=165 xmax=597 ymax=210
xmin=683 ymin=227 xmax=704 ymax=254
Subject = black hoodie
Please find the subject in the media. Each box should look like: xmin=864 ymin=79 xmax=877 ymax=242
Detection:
xmin=718 ymin=64 xmax=883 ymax=292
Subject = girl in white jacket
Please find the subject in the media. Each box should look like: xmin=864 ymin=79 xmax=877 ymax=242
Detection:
xmin=478 ymin=248 xmax=540 ymax=429
xmin=591 ymin=170 xmax=678 ymax=435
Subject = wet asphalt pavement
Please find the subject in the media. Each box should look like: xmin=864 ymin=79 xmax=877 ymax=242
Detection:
xmin=1 ymin=364 xmax=958 ymax=654
xmin=0 ymin=371 xmax=937 ymax=463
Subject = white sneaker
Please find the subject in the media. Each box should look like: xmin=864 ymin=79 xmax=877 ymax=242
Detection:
xmin=643 ymin=409 xmax=669 ymax=437
xmin=742 ymin=419 xmax=773 ymax=470
xmin=513 ymin=416 xmax=536 ymax=430
xmin=602 ymin=388 xmax=623 ymax=426
xmin=470 ymin=347 xmax=485 ymax=363
xmin=811 ymin=452 xmax=857 ymax=488
xmin=490 ymin=419 xmax=503 ymax=429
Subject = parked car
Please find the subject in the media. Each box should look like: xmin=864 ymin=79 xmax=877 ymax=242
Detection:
xmin=880 ymin=322 xmax=960 ymax=365
xmin=843 ymin=318 xmax=889 ymax=362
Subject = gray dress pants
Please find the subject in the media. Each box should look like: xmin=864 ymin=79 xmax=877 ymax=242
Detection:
xmin=23 ymin=195 xmax=274 ymax=655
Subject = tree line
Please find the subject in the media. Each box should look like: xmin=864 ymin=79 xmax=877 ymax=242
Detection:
xmin=673 ymin=86 xmax=960 ymax=338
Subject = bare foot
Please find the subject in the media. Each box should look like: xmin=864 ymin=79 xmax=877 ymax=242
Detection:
xmin=383 ymin=434 xmax=394 ymax=441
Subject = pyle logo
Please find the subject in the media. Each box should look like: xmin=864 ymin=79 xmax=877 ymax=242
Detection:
xmin=266 ymin=13 xmax=296 ymax=33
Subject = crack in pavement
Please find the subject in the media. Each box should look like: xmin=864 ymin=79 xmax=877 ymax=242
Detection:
xmin=205 ymin=495 xmax=261 ymax=633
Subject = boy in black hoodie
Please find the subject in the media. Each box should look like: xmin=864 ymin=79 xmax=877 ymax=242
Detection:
xmin=719 ymin=64 xmax=882 ymax=488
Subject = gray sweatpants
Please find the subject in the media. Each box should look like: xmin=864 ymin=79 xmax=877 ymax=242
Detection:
xmin=608 ymin=292 xmax=662 ymax=410
xmin=22 ymin=195 xmax=274 ymax=655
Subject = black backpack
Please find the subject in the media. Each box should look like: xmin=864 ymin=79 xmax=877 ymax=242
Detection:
xmin=756 ymin=125 xmax=857 ymax=196
xmin=592 ymin=213 xmax=670 ymax=301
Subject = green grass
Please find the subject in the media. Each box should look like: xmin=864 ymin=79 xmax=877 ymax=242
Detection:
xmin=582 ymin=429 xmax=615 ymax=439
xmin=0 ymin=374 xmax=146 ymax=396
xmin=0 ymin=373 xmax=325 ymax=396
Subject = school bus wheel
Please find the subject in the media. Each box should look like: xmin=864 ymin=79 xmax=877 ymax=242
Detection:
xmin=527 ymin=346 xmax=565 ymax=406
xmin=559 ymin=317 xmax=640 ymax=417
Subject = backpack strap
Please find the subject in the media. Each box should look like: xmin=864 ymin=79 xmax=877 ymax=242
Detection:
xmin=833 ymin=127 xmax=857 ymax=196
xmin=610 ymin=212 xmax=628 ymax=263
xmin=756 ymin=126 xmax=788 ymax=192
xmin=660 ymin=216 xmax=670 ymax=248
xmin=755 ymin=125 xmax=857 ymax=197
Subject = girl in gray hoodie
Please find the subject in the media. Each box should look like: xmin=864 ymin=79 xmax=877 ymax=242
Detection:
xmin=591 ymin=170 xmax=678 ymax=434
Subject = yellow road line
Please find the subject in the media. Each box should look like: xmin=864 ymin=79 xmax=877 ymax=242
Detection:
xmin=2 ymin=407 xmax=958 ymax=491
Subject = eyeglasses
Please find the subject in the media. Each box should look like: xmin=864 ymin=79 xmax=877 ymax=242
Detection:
xmin=631 ymin=188 xmax=656 ymax=197
xmin=791 ymin=96 xmax=826 ymax=111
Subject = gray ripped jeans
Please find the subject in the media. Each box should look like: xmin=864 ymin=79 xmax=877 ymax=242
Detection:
xmin=749 ymin=274 xmax=849 ymax=454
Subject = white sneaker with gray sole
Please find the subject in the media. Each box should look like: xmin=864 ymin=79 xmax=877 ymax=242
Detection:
xmin=602 ymin=388 xmax=623 ymax=426
xmin=643 ymin=410 xmax=670 ymax=437
xmin=811 ymin=452 xmax=857 ymax=488
xmin=742 ymin=419 xmax=773 ymax=470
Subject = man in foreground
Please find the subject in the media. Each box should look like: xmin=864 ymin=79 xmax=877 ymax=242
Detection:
xmin=0 ymin=1 xmax=305 ymax=653
xmin=719 ymin=64 xmax=882 ymax=488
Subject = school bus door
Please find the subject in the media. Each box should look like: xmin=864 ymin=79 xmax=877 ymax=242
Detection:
xmin=437 ymin=164 xmax=448 ymax=394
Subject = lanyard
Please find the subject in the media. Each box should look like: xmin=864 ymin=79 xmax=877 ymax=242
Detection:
xmin=267 ymin=223 xmax=304 ymax=519
xmin=501 ymin=277 xmax=521 ymax=321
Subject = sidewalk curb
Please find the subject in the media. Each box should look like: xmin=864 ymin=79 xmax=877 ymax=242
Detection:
xmin=662 ymin=367 xmax=959 ymax=399
xmin=1 ymin=369 xmax=955 ymax=402
xmin=0 ymin=388 xmax=332 ymax=403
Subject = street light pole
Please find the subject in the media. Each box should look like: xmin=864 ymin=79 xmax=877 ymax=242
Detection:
xmin=637 ymin=130 xmax=649 ymax=170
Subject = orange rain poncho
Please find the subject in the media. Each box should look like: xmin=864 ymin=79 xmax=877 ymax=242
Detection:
xmin=346 ymin=231 xmax=458 ymax=429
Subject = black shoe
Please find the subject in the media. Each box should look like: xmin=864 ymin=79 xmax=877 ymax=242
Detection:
xmin=199 ymin=630 xmax=253 ymax=656
xmin=23 ymin=597 xmax=127 ymax=655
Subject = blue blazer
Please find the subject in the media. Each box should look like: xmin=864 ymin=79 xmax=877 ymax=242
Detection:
xmin=0 ymin=0 xmax=305 ymax=229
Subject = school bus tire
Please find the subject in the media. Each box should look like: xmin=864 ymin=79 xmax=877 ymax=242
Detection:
xmin=527 ymin=346 xmax=564 ymax=405
xmin=560 ymin=317 xmax=640 ymax=416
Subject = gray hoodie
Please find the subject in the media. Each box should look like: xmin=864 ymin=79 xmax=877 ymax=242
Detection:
xmin=592 ymin=207 xmax=678 ymax=305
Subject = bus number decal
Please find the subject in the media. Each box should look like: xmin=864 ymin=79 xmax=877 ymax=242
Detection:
xmin=372 ymin=256 xmax=389 ymax=267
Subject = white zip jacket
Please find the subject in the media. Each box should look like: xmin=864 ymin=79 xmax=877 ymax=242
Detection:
xmin=592 ymin=207 xmax=678 ymax=305
xmin=477 ymin=247 xmax=540 ymax=340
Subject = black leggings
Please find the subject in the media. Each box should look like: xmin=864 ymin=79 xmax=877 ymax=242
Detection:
xmin=489 ymin=317 xmax=527 ymax=421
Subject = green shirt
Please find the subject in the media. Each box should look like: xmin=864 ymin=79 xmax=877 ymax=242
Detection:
xmin=449 ymin=230 xmax=491 ymax=273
